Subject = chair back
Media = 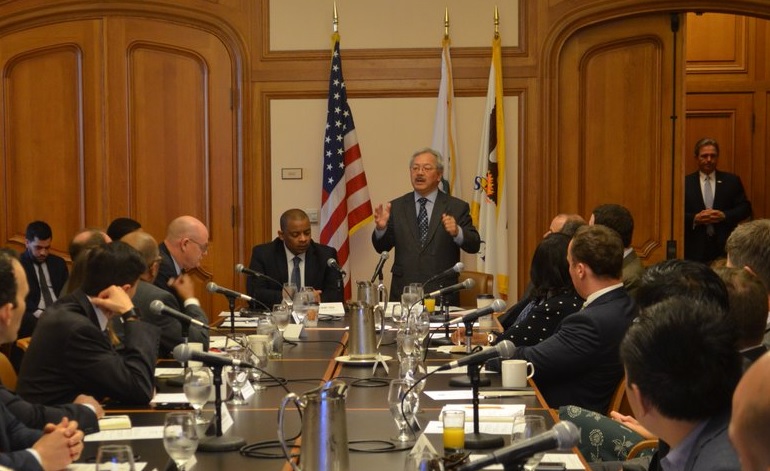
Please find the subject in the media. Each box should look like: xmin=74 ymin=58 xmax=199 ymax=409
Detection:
xmin=608 ymin=374 xmax=633 ymax=417
xmin=0 ymin=351 xmax=17 ymax=391
xmin=458 ymin=271 xmax=493 ymax=308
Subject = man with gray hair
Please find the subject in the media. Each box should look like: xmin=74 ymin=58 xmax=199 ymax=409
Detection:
xmin=725 ymin=218 xmax=770 ymax=349
xmin=372 ymin=148 xmax=480 ymax=304
xmin=155 ymin=215 xmax=209 ymax=303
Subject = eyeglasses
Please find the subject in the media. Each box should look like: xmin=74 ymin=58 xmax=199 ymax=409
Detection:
xmin=410 ymin=165 xmax=436 ymax=173
xmin=187 ymin=238 xmax=209 ymax=253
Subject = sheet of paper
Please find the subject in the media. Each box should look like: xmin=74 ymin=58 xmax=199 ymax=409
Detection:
xmin=154 ymin=367 xmax=184 ymax=378
xmin=150 ymin=393 xmax=188 ymax=405
xmin=209 ymin=336 xmax=229 ymax=349
xmin=424 ymin=390 xmax=474 ymax=401
xmin=319 ymin=302 xmax=345 ymax=316
xmin=69 ymin=463 xmax=147 ymax=471
xmin=84 ymin=426 xmax=164 ymax=442
xmin=465 ymin=453 xmax=585 ymax=470
xmin=423 ymin=420 xmax=512 ymax=435
xmin=441 ymin=404 xmax=525 ymax=422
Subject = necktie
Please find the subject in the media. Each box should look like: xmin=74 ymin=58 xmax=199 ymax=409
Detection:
xmin=417 ymin=197 xmax=429 ymax=246
xmin=35 ymin=263 xmax=54 ymax=307
xmin=703 ymin=176 xmax=715 ymax=236
xmin=291 ymin=256 xmax=302 ymax=289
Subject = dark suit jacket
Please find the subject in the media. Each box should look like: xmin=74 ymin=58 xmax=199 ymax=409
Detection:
xmin=154 ymin=242 xmax=179 ymax=297
xmin=372 ymin=191 xmax=480 ymax=304
xmin=0 ymin=401 xmax=43 ymax=470
xmin=19 ymin=251 xmax=69 ymax=338
xmin=247 ymin=239 xmax=343 ymax=308
xmin=494 ymin=290 xmax=583 ymax=347
xmin=126 ymin=281 xmax=209 ymax=357
xmin=17 ymin=290 xmax=161 ymax=405
xmin=0 ymin=379 xmax=98 ymax=434
xmin=512 ymin=287 xmax=637 ymax=413
xmin=684 ymin=170 xmax=751 ymax=263
xmin=622 ymin=251 xmax=645 ymax=299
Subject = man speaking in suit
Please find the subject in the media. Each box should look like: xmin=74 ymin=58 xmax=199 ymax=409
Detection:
xmin=247 ymin=209 xmax=343 ymax=308
xmin=684 ymin=137 xmax=752 ymax=264
xmin=372 ymin=148 xmax=480 ymax=304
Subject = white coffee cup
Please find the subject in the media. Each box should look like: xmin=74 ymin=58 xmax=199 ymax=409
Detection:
xmin=501 ymin=359 xmax=535 ymax=388
xmin=186 ymin=342 xmax=204 ymax=368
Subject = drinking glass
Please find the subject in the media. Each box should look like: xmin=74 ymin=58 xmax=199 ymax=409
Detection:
xmin=257 ymin=317 xmax=282 ymax=359
xmin=401 ymin=292 xmax=422 ymax=325
xmin=95 ymin=444 xmax=135 ymax=470
xmin=293 ymin=288 xmax=316 ymax=325
xmin=388 ymin=379 xmax=417 ymax=443
xmin=163 ymin=412 xmax=199 ymax=471
xmin=412 ymin=309 xmax=431 ymax=353
xmin=282 ymin=283 xmax=297 ymax=310
xmin=511 ymin=414 xmax=547 ymax=443
xmin=225 ymin=343 xmax=250 ymax=404
xmin=442 ymin=409 xmax=466 ymax=454
xmin=272 ymin=303 xmax=291 ymax=333
xmin=183 ymin=366 xmax=212 ymax=424
xmin=246 ymin=335 xmax=269 ymax=390
xmin=407 ymin=283 xmax=424 ymax=299
xmin=405 ymin=449 xmax=445 ymax=471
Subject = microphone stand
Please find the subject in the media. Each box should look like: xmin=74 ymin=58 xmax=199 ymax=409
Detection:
xmin=464 ymin=362 xmax=503 ymax=450
xmin=198 ymin=365 xmax=247 ymax=452
xmin=430 ymin=293 xmax=453 ymax=346
xmin=166 ymin=324 xmax=190 ymax=388
xmin=225 ymin=295 xmax=237 ymax=335
xmin=448 ymin=319 xmax=491 ymax=387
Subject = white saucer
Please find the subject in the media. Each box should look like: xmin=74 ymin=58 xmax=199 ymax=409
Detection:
xmin=335 ymin=354 xmax=393 ymax=365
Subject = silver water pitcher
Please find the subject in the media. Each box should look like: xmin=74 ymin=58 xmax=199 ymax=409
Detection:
xmin=278 ymin=379 xmax=349 ymax=471
xmin=345 ymin=300 xmax=385 ymax=359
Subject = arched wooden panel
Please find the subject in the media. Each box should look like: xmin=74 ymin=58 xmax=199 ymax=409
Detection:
xmin=555 ymin=14 xmax=681 ymax=261
xmin=0 ymin=21 xmax=104 ymax=256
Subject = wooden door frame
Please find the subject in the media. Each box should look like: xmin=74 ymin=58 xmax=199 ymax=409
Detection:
xmin=524 ymin=0 xmax=770 ymax=295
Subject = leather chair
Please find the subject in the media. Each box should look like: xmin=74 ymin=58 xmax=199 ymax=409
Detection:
xmin=457 ymin=271 xmax=493 ymax=308
xmin=0 ymin=351 xmax=17 ymax=391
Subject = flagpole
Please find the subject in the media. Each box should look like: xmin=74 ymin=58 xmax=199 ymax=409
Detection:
xmin=444 ymin=7 xmax=449 ymax=39
xmin=494 ymin=5 xmax=499 ymax=39
xmin=333 ymin=1 xmax=338 ymax=32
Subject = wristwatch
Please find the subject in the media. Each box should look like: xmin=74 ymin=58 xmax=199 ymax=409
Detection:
xmin=121 ymin=308 xmax=139 ymax=322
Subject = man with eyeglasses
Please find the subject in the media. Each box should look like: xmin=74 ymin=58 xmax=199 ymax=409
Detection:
xmin=155 ymin=215 xmax=210 ymax=305
xmin=372 ymin=147 xmax=480 ymax=305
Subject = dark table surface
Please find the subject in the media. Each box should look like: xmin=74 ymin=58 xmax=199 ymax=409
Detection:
xmin=83 ymin=322 xmax=581 ymax=470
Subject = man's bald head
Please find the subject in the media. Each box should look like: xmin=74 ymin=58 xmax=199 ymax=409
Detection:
xmin=163 ymin=216 xmax=209 ymax=271
xmin=69 ymin=228 xmax=111 ymax=260
xmin=122 ymin=231 xmax=161 ymax=282
xmin=730 ymin=352 xmax=770 ymax=471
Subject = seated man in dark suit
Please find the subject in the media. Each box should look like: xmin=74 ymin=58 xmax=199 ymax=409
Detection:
xmin=504 ymin=225 xmax=636 ymax=413
xmin=0 ymin=249 xmax=101 ymax=434
xmin=684 ymin=137 xmax=751 ymax=263
xmin=122 ymin=230 xmax=209 ymax=356
xmin=590 ymin=203 xmax=645 ymax=298
xmin=618 ymin=297 xmax=741 ymax=470
xmin=247 ymin=208 xmax=343 ymax=308
xmin=155 ymin=215 xmax=210 ymax=302
xmin=17 ymin=242 xmax=161 ymax=406
xmin=13 ymin=221 xmax=70 ymax=371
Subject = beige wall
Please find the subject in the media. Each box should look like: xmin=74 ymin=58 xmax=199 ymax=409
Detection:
xmin=271 ymin=96 xmax=519 ymax=293
xmin=268 ymin=0 xmax=521 ymax=295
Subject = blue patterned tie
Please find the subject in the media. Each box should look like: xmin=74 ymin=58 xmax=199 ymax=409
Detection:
xmin=417 ymin=198 xmax=429 ymax=246
xmin=291 ymin=256 xmax=301 ymax=289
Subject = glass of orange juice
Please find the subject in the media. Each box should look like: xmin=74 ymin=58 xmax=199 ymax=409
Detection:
xmin=423 ymin=296 xmax=436 ymax=313
xmin=442 ymin=409 xmax=465 ymax=455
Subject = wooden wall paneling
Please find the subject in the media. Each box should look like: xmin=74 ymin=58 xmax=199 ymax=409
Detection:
xmin=0 ymin=20 xmax=104 ymax=257
xmin=555 ymin=14 xmax=680 ymax=262
xmin=685 ymin=13 xmax=752 ymax=77
xmin=106 ymin=18 xmax=239 ymax=319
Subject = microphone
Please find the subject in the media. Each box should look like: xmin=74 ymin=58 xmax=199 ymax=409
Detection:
xmin=446 ymin=299 xmax=507 ymax=325
xmin=437 ymin=339 xmax=515 ymax=371
xmin=426 ymin=278 xmax=475 ymax=298
xmin=206 ymin=282 xmax=254 ymax=302
xmin=369 ymin=251 xmax=389 ymax=283
xmin=327 ymin=258 xmax=346 ymax=277
xmin=149 ymin=300 xmax=211 ymax=330
xmin=235 ymin=263 xmax=263 ymax=278
xmin=173 ymin=344 xmax=255 ymax=369
xmin=423 ymin=262 xmax=464 ymax=289
xmin=457 ymin=421 xmax=580 ymax=471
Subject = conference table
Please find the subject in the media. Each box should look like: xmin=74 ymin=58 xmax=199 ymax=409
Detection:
xmin=81 ymin=317 xmax=588 ymax=470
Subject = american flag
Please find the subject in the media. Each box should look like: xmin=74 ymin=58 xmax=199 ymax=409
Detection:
xmin=320 ymin=32 xmax=373 ymax=300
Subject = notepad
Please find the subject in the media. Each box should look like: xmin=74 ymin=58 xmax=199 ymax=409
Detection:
xmin=98 ymin=415 xmax=132 ymax=430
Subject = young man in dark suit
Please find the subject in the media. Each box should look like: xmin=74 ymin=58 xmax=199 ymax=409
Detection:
xmin=684 ymin=137 xmax=752 ymax=263
xmin=17 ymin=242 xmax=161 ymax=406
xmin=371 ymin=148 xmax=480 ymax=304
xmin=508 ymin=224 xmax=636 ymax=413
xmin=247 ymin=208 xmax=343 ymax=308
